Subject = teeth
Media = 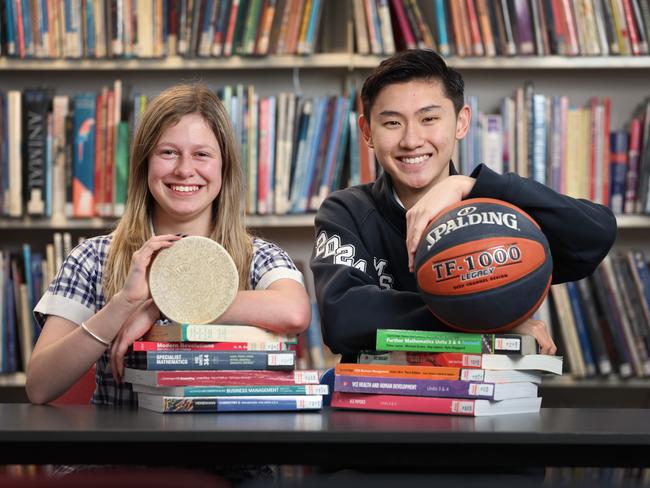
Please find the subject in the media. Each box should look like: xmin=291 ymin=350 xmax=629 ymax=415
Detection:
xmin=400 ymin=154 xmax=430 ymax=165
xmin=170 ymin=185 xmax=200 ymax=192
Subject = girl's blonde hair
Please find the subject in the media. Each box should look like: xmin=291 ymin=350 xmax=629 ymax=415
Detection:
xmin=104 ymin=83 xmax=252 ymax=300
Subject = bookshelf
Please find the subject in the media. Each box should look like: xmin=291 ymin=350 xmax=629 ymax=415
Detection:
xmin=1 ymin=1 xmax=650 ymax=404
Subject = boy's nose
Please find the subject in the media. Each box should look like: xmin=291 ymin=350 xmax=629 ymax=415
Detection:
xmin=400 ymin=124 xmax=424 ymax=149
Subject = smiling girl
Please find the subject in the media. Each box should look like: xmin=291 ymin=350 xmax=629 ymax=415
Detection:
xmin=26 ymin=84 xmax=311 ymax=406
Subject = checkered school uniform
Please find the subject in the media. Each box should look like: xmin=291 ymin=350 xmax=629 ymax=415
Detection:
xmin=34 ymin=234 xmax=304 ymax=406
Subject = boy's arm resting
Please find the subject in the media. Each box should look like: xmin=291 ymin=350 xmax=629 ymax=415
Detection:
xmin=311 ymin=196 xmax=448 ymax=357
xmin=468 ymin=164 xmax=617 ymax=283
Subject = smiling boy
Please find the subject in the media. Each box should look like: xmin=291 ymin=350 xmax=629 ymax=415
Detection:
xmin=310 ymin=49 xmax=617 ymax=363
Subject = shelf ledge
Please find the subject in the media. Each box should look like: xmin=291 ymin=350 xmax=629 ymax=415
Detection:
xmin=3 ymin=55 xmax=650 ymax=71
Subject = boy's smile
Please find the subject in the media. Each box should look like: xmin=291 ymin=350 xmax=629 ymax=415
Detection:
xmin=360 ymin=79 xmax=470 ymax=209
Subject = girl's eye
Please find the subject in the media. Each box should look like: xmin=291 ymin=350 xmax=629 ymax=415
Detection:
xmin=196 ymin=152 xmax=210 ymax=158
xmin=160 ymin=149 xmax=176 ymax=156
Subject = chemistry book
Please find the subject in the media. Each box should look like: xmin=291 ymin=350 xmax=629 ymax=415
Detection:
xmin=142 ymin=323 xmax=297 ymax=344
xmin=132 ymin=340 xmax=297 ymax=352
xmin=137 ymin=393 xmax=323 ymax=413
xmin=131 ymin=383 xmax=329 ymax=397
xmin=129 ymin=350 xmax=295 ymax=371
xmin=331 ymin=391 xmax=542 ymax=417
xmin=123 ymin=367 xmax=320 ymax=387
xmin=334 ymin=375 xmax=538 ymax=401
xmin=357 ymin=351 xmax=563 ymax=375
xmin=376 ymin=329 xmax=538 ymax=355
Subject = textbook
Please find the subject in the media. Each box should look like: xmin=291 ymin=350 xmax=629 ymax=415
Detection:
xmin=142 ymin=323 xmax=298 ymax=344
xmin=335 ymin=363 xmax=460 ymax=380
xmin=460 ymin=368 xmax=543 ymax=384
xmin=130 ymin=351 xmax=295 ymax=371
xmin=132 ymin=340 xmax=297 ymax=352
xmin=124 ymin=368 xmax=320 ymax=387
xmin=376 ymin=329 xmax=538 ymax=355
xmin=138 ymin=394 xmax=323 ymax=413
xmin=331 ymin=391 xmax=542 ymax=416
xmin=334 ymin=375 xmax=538 ymax=400
xmin=131 ymin=383 xmax=329 ymax=397
xmin=358 ymin=351 xmax=562 ymax=375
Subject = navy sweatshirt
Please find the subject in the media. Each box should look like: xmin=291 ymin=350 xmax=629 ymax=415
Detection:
xmin=310 ymin=163 xmax=617 ymax=362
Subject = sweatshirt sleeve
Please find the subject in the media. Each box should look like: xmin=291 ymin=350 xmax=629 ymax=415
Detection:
xmin=310 ymin=192 xmax=448 ymax=357
xmin=467 ymin=164 xmax=617 ymax=283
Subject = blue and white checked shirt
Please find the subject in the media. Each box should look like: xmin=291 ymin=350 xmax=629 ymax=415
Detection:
xmin=34 ymin=234 xmax=304 ymax=406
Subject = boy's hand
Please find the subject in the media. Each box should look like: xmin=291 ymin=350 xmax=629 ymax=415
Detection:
xmin=510 ymin=318 xmax=557 ymax=355
xmin=405 ymin=175 xmax=476 ymax=272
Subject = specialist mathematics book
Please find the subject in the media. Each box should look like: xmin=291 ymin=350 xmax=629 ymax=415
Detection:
xmin=129 ymin=350 xmax=296 ymax=371
xmin=358 ymin=351 xmax=563 ymax=375
xmin=331 ymin=391 xmax=542 ymax=416
xmin=376 ymin=329 xmax=538 ymax=355
xmin=138 ymin=394 xmax=324 ymax=413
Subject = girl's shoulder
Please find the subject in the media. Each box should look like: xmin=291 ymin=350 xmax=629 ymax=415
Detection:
xmin=64 ymin=234 xmax=114 ymax=268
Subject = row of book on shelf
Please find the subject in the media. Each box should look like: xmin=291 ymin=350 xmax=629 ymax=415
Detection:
xmin=3 ymin=81 xmax=650 ymax=220
xmin=4 ymin=0 xmax=650 ymax=60
xmin=0 ymin=0 xmax=325 ymax=59
xmin=459 ymin=83 xmax=650 ymax=215
xmin=547 ymin=250 xmax=650 ymax=379
xmin=353 ymin=0 xmax=650 ymax=57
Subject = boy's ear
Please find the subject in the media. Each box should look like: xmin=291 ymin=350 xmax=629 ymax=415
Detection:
xmin=359 ymin=114 xmax=373 ymax=148
xmin=455 ymin=104 xmax=471 ymax=140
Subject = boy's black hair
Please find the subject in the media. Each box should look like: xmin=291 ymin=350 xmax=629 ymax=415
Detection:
xmin=361 ymin=49 xmax=465 ymax=120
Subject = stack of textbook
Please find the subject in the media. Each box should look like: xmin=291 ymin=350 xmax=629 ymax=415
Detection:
xmin=123 ymin=323 xmax=327 ymax=413
xmin=331 ymin=329 xmax=563 ymax=416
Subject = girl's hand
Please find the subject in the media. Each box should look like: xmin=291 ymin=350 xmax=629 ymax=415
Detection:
xmin=121 ymin=234 xmax=183 ymax=305
xmin=110 ymin=298 xmax=161 ymax=383
xmin=510 ymin=318 xmax=557 ymax=355
xmin=405 ymin=175 xmax=475 ymax=272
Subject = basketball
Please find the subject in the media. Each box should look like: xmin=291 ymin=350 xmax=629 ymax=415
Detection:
xmin=414 ymin=198 xmax=552 ymax=333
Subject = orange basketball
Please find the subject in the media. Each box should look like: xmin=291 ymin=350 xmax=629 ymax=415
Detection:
xmin=414 ymin=198 xmax=552 ymax=333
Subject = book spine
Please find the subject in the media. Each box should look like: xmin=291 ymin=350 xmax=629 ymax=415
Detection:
xmin=139 ymin=384 xmax=329 ymax=396
xmin=331 ymin=391 xmax=477 ymax=416
xmin=376 ymin=329 xmax=536 ymax=355
xmin=357 ymin=351 xmax=483 ymax=368
xmin=153 ymin=395 xmax=323 ymax=412
xmin=72 ymin=92 xmax=96 ymax=217
xmin=176 ymin=324 xmax=297 ymax=344
xmin=624 ymin=117 xmax=641 ymax=214
xmin=335 ymin=363 xmax=460 ymax=380
xmin=142 ymin=351 xmax=296 ymax=371
xmin=132 ymin=341 xmax=296 ymax=352
xmin=335 ymin=374 xmax=500 ymax=400
xmin=22 ymin=88 xmax=48 ymax=217
xmin=125 ymin=368 xmax=320 ymax=386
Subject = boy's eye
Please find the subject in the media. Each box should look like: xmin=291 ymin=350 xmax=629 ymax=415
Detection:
xmin=423 ymin=116 xmax=440 ymax=123
xmin=384 ymin=120 xmax=400 ymax=127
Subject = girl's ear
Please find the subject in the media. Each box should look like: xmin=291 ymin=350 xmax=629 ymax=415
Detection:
xmin=455 ymin=104 xmax=471 ymax=140
xmin=359 ymin=114 xmax=374 ymax=148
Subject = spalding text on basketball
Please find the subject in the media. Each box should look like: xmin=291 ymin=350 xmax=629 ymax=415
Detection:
xmin=425 ymin=208 xmax=520 ymax=251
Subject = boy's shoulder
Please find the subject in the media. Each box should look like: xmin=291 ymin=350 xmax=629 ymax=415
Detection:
xmin=322 ymin=181 xmax=377 ymax=210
